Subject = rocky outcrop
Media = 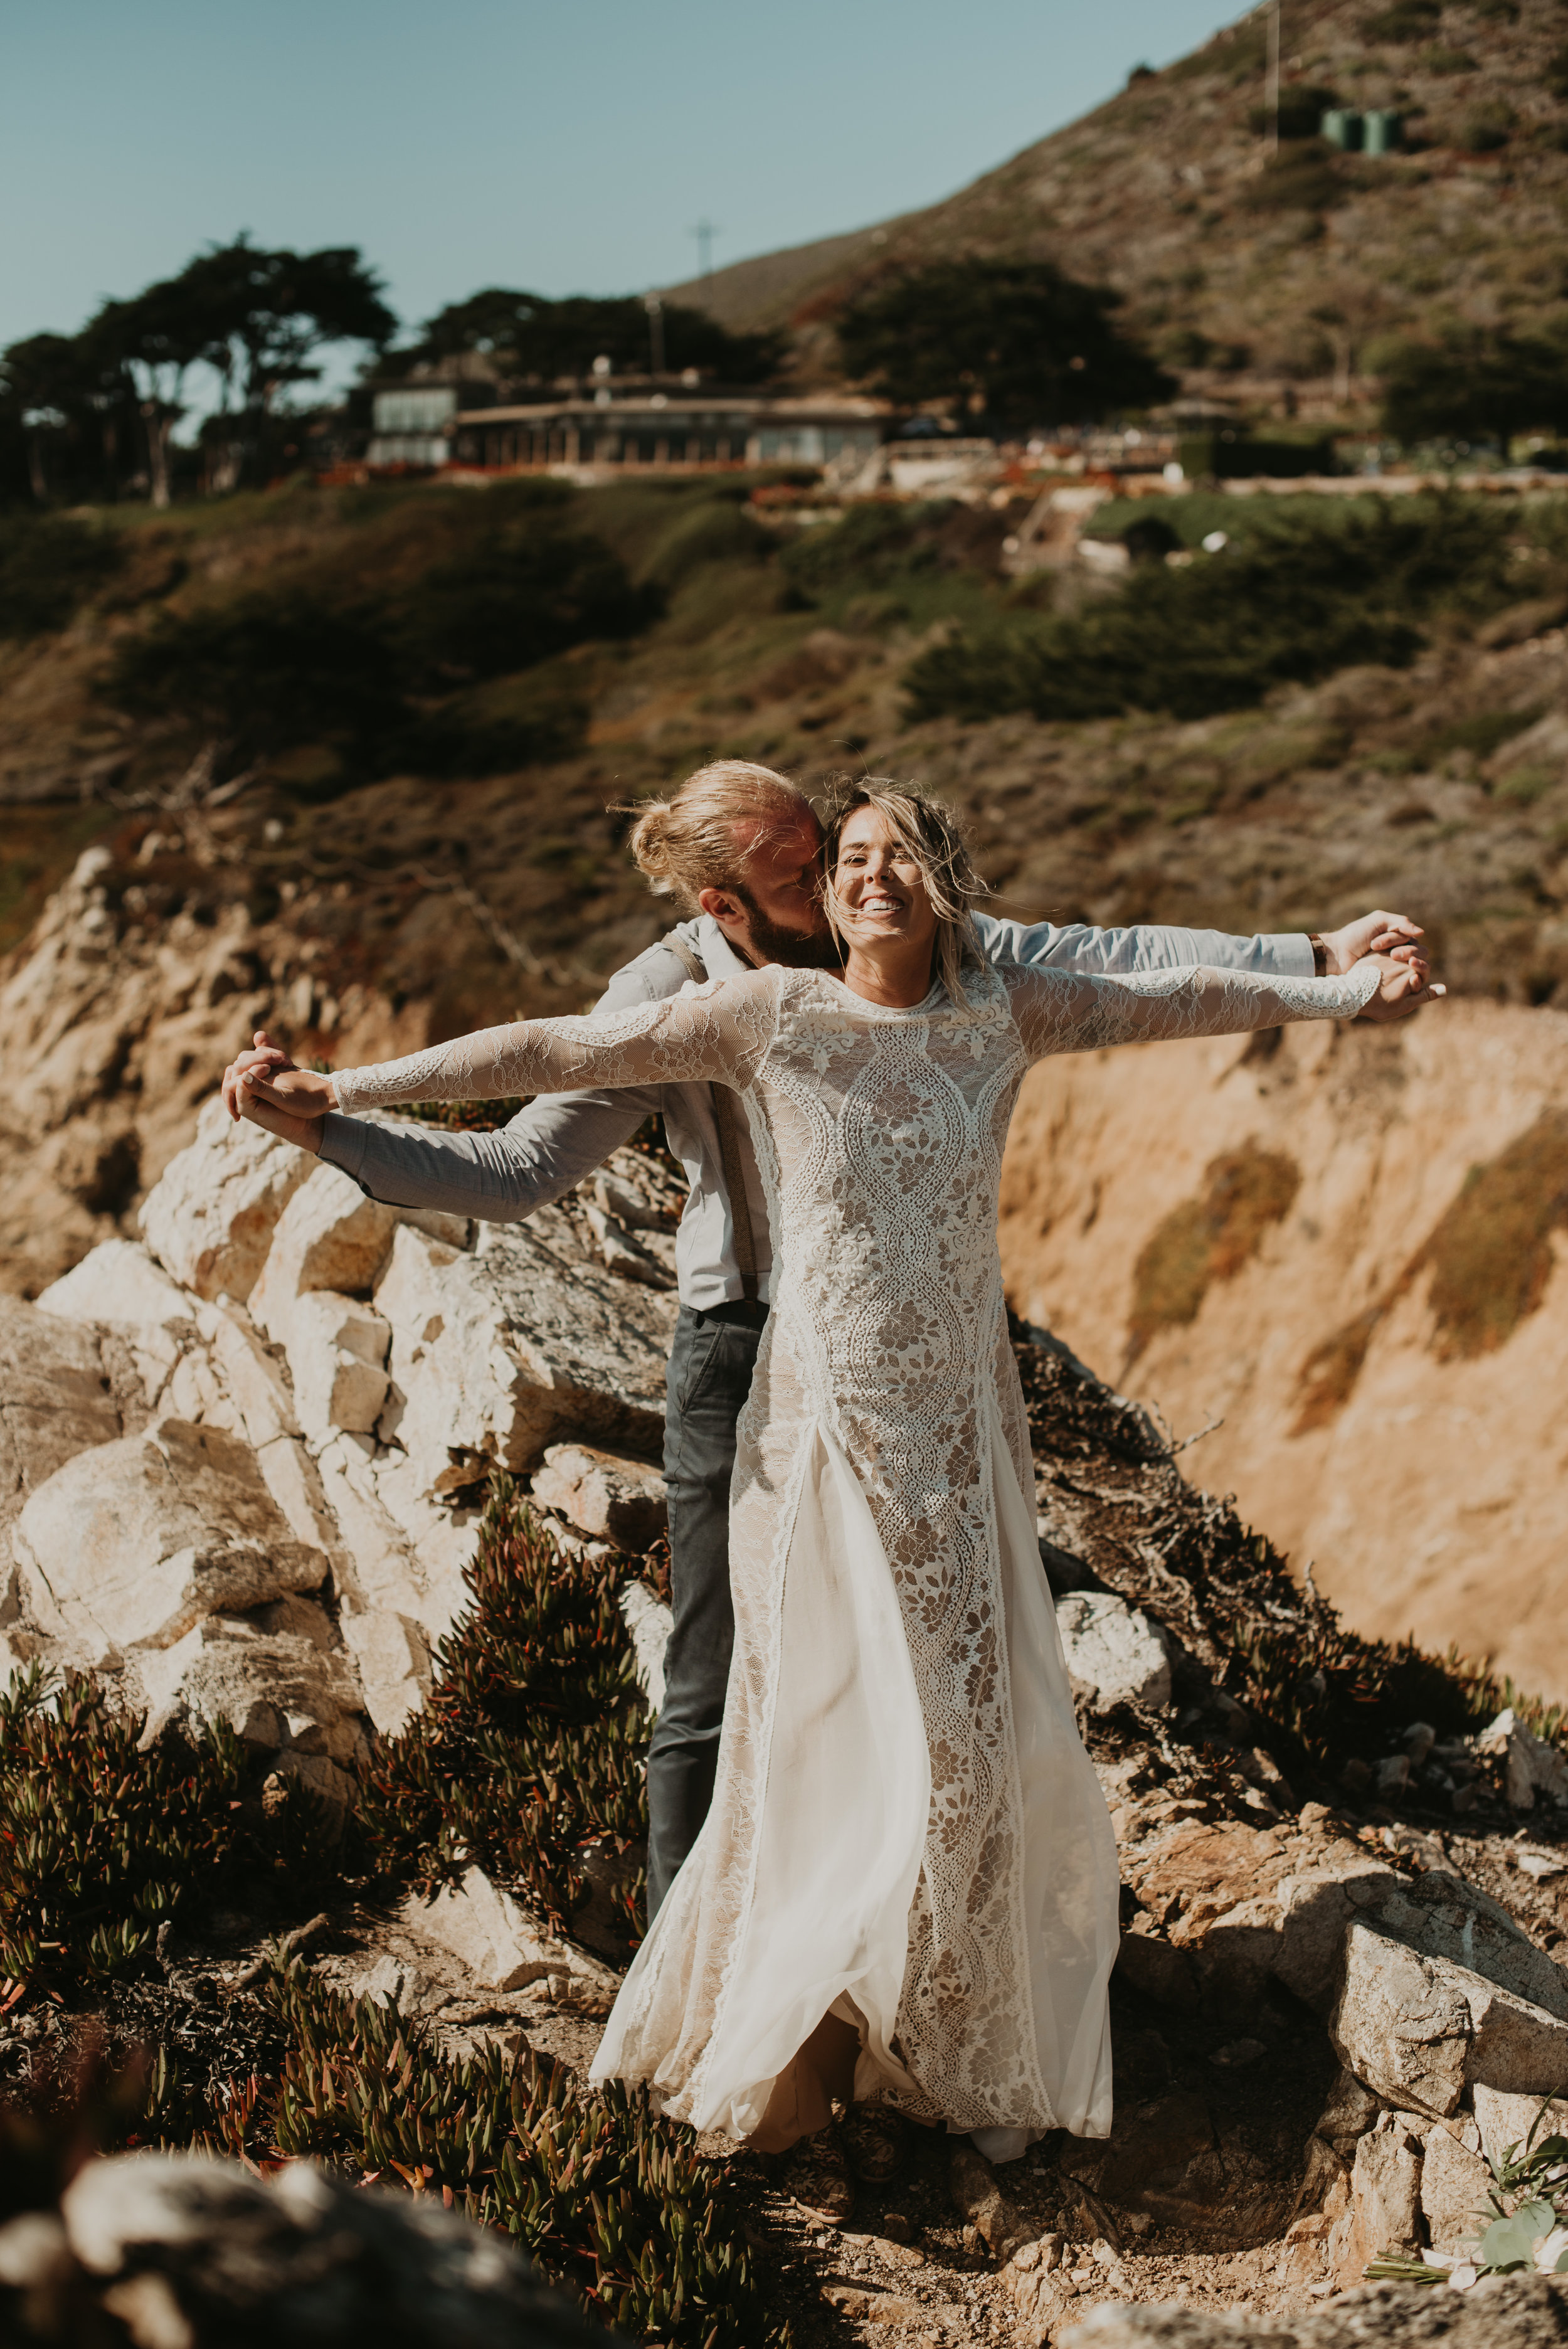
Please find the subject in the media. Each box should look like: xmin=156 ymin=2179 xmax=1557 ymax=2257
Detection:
xmin=999 ymin=1000 xmax=1568 ymax=1700
xmin=2 ymin=1097 xmax=679 ymax=1835
xmin=0 ymin=2148 xmax=608 ymax=2347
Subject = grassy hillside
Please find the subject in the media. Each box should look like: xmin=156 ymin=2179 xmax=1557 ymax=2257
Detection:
xmin=670 ymin=0 xmax=1568 ymax=408
xmin=3 ymin=470 xmax=1568 ymax=1044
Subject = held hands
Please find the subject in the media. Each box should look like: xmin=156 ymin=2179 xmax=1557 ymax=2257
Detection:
xmin=1318 ymin=910 xmax=1444 ymax=1023
xmin=220 ymin=1030 xmax=334 ymax=1153
xmin=1360 ymin=952 xmax=1446 ymax=1022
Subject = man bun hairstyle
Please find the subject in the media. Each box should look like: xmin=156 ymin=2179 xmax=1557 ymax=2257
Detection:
xmin=613 ymin=760 xmax=813 ymax=909
xmin=821 ymin=778 xmax=990 ymax=1012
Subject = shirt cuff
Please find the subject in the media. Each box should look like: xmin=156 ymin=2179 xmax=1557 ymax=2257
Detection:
xmin=1271 ymin=933 xmax=1318 ymax=980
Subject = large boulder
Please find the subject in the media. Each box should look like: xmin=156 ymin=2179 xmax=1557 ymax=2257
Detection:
xmin=0 ymin=1294 xmax=122 ymax=1532
xmin=531 ymin=1442 xmax=667 ymax=1552
xmin=140 ymin=1093 xmax=315 ymax=1302
xmin=12 ymin=1418 xmax=329 ymax=1659
xmin=130 ymin=1601 xmax=370 ymax=1802
xmin=45 ymin=2148 xmax=609 ymax=2346
xmin=1056 ymin=1591 xmax=1170 ymax=1711
xmin=1330 ymin=1917 xmax=1568 ymax=2118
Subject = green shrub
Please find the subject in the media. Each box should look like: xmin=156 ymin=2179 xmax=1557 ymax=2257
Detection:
xmin=779 ymin=502 xmax=931 ymax=602
xmin=1362 ymin=1 xmax=1440 ymax=40
xmin=394 ymin=512 xmax=659 ymax=682
xmin=1127 ymin=1144 xmax=1301 ymax=1364
xmin=0 ymin=1667 xmax=334 ymax=1996
xmin=905 ymin=499 xmax=1521 ymax=725
xmin=639 ymin=496 xmax=772 ymax=590
xmin=359 ymin=1483 xmax=651 ymax=1938
xmin=0 ymin=516 xmax=122 ymax=638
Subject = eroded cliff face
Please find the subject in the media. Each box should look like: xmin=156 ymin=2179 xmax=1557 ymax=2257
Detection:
xmin=999 ymin=1001 xmax=1568 ymax=1700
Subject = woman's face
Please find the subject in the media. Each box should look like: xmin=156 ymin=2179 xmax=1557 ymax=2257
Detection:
xmin=832 ymin=806 xmax=938 ymax=962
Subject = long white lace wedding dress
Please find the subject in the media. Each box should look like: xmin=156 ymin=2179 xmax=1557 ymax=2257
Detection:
xmin=331 ymin=953 xmax=1377 ymax=2149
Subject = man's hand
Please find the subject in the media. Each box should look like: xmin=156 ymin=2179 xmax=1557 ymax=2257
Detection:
xmin=240 ymin=1063 xmax=338 ymax=1120
xmin=1320 ymin=911 xmax=1426 ymax=975
xmin=1359 ymin=953 xmax=1446 ymax=1024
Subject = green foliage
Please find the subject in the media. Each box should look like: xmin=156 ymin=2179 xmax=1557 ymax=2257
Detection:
xmin=0 ymin=1667 xmax=335 ymax=1997
xmin=1362 ymin=1 xmax=1441 ymax=39
xmin=0 ymin=516 xmax=122 ymax=635
xmin=1421 ymin=45 xmax=1478 ymax=73
xmin=105 ymin=491 xmax=655 ymax=790
xmin=638 ymin=495 xmax=773 ymax=591
xmin=1549 ymin=44 xmax=1568 ymax=102
xmin=779 ymin=502 xmax=931 ymax=601
xmin=396 ymin=285 xmax=786 ymax=386
xmin=905 ymin=499 xmax=1524 ymax=725
xmin=1127 ymin=1145 xmax=1301 ymax=1363
xmin=834 ymin=260 xmax=1173 ymax=433
xmin=1381 ymin=329 xmax=1568 ymax=446
xmin=236 ymin=1968 xmax=785 ymax=2343
xmin=1421 ymin=1110 xmax=1568 ymax=1359
xmin=359 ymin=1483 xmax=651 ymax=1938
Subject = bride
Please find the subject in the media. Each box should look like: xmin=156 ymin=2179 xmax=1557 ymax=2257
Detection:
xmin=236 ymin=783 xmax=1433 ymax=2164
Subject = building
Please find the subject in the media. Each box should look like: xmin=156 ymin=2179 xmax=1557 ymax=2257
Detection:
xmin=366 ymin=371 xmax=887 ymax=476
xmin=450 ymin=388 xmax=884 ymax=474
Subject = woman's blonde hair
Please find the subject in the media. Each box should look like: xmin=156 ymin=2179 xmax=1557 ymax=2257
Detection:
xmin=613 ymin=760 xmax=812 ymax=909
xmin=821 ymin=780 xmax=989 ymax=1010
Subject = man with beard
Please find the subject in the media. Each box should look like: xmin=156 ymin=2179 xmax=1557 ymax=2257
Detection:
xmin=223 ymin=757 xmax=1429 ymax=1924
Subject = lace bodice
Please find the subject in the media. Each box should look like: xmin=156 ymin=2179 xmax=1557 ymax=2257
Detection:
xmin=335 ymin=953 xmax=1376 ymax=2138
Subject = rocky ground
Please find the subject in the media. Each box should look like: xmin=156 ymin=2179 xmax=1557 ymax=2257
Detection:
xmin=4 ymin=1051 xmax=1568 ymax=2345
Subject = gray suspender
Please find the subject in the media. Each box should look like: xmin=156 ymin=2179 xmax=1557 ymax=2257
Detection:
xmin=664 ymin=934 xmax=760 ymax=1303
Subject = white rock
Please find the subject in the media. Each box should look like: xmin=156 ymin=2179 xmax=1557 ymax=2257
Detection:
xmin=140 ymin=1094 xmax=314 ymax=1302
xmin=13 ymin=1418 xmax=329 ymax=1655
xmin=130 ymin=1612 xmax=368 ymax=1776
xmin=1055 ymin=1591 xmax=1171 ymax=1711
xmin=284 ymin=1291 xmax=390 ymax=1443
xmin=0 ymin=1295 xmax=121 ymax=1530
xmin=1471 ymin=2082 xmax=1568 ymax=2165
xmin=1330 ymin=1918 xmax=1568 ymax=2118
xmin=532 ymin=1443 xmax=667 ymax=1551
xmin=401 ymin=1864 xmax=605 ymax=1995
xmin=621 ymin=1582 xmax=673 ymax=1714
xmin=340 ymin=1609 xmax=432 ymax=1737
xmin=195 ymin=1301 xmax=300 ymax=1448
xmin=1418 ymin=2123 xmax=1493 ymax=2252
xmin=36 ymin=1239 xmax=193 ymax=1330
xmin=250 ymin=1165 xmax=399 ymax=1339
xmin=255 ymin=1434 xmax=341 ymax=1552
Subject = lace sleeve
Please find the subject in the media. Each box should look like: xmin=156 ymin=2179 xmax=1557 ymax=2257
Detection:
xmin=331 ymin=969 xmax=781 ymax=1113
xmin=1002 ymin=958 xmax=1382 ymax=1066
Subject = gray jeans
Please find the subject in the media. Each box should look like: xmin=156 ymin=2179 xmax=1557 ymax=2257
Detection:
xmin=646 ymin=1302 xmax=765 ymax=1919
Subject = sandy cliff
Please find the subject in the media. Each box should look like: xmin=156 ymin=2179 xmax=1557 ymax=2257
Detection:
xmin=1000 ymin=999 xmax=1568 ymax=1699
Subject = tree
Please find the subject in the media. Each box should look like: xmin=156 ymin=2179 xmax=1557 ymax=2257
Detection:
xmin=91 ymin=280 xmax=213 ymax=508
xmin=1380 ymin=328 xmax=1568 ymax=448
xmin=393 ymin=287 xmax=785 ymax=384
xmin=0 ymin=333 xmax=100 ymax=503
xmin=834 ymin=260 xmax=1172 ymax=435
xmin=169 ymin=236 xmax=396 ymax=488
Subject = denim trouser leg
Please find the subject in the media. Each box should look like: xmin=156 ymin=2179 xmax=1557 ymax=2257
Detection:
xmin=646 ymin=1305 xmax=761 ymax=1920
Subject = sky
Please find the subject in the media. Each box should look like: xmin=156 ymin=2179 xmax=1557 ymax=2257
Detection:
xmin=3 ymin=0 xmax=1244 ymax=403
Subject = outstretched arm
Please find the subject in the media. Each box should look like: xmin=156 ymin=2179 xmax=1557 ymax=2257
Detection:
xmin=975 ymin=906 xmax=1429 ymax=995
xmin=1004 ymin=955 xmax=1439 ymax=1065
xmin=238 ymin=973 xmax=778 ymax=1128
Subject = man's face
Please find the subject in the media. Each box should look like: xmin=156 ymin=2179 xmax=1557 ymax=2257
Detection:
xmin=697 ymin=815 xmax=840 ymax=969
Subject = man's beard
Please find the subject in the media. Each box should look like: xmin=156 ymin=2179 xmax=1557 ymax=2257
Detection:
xmin=729 ymin=888 xmax=842 ymax=971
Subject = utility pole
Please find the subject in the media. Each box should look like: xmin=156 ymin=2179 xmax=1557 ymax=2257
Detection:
xmin=689 ymin=219 xmax=719 ymax=280
xmin=1265 ymin=0 xmax=1281 ymax=158
xmin=645 ymin=294 xmax=665 ymax=376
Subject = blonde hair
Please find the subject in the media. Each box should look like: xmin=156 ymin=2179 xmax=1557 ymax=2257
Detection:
xmin=821 ymin=780 xmax=989 ymax=1010
xmin=612 ymin=760 xmax=813 ymax=909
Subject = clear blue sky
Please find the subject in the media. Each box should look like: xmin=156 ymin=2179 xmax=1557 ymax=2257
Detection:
xmin=4 ymin=1 xmax=1242 ymax=372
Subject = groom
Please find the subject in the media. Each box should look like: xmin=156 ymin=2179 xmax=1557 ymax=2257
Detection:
xmin=224 ymin=758 xmax=1431 ymax=1919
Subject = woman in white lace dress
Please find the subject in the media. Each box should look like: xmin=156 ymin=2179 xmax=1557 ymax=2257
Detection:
xmin=240 ymin=785 xmax=1422 ymax=2165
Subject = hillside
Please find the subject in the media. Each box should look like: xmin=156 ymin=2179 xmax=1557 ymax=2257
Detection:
xmin=4 ymin=470 xmax=1568 ymax=1298
xmin=668 ymin=0 xmax=1568 ymax=410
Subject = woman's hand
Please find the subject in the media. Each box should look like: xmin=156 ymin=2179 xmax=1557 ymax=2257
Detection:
xmin=1359 ymin=953 xmax=1446 ymax=1022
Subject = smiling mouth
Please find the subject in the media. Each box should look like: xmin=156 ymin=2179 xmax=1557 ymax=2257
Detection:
xmin=859 ymin=896 xmax=904 ymax=915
